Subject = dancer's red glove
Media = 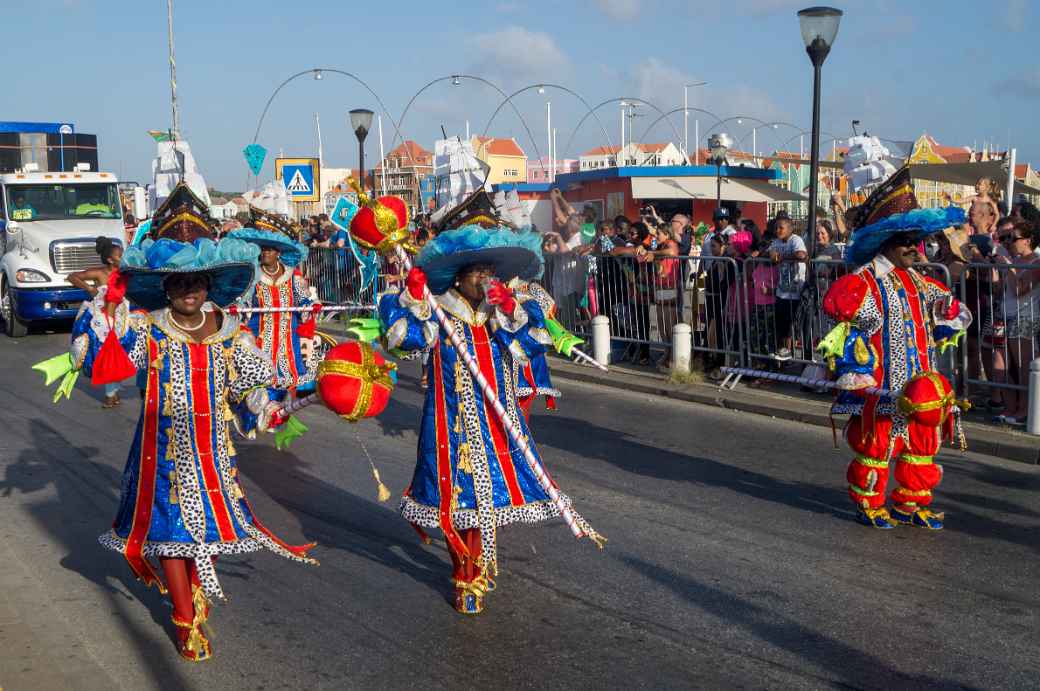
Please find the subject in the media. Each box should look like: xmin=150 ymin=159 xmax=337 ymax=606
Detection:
xmin=105 ymin=269 xmax=127 ymax=304
xmin=942 ymin=296 xmax=961 ymax=320
xmin=406 ymin=267 xmax=427 ymax=300
xmin=485 ymin=280 xmax=516 ymax=316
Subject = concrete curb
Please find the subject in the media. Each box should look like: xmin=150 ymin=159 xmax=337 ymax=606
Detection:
xmin=548 ymin=357 xmax=1040 ymax=466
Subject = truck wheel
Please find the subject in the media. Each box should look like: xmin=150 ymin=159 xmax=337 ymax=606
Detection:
xmin=1 ymin=278 xmax=29 ymax=338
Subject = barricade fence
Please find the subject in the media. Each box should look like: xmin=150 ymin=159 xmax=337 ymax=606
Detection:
xmin=300 ymin=245 xmax=1035 ymax=401
xmin=959 ymin=261 xmax=1039 ymax=399
xmin=299 ymin=246 xmax=391 ymax=309
xmin=543 ymin=251 xmax=976 ymax=390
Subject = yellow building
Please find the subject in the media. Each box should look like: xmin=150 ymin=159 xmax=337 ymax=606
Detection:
xmin=471 ymin=136 xmax=527 ymax=185
xmin=908 ymin=133 xmax=997 ymax=209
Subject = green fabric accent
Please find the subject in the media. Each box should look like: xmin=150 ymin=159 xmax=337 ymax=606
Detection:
xmin=346 ymin=318 xmax=382 ymax=343
xmin=816 ymin=321 xmax=850 ymax=359
xmin=53 ymin=371 xmax=80 ymax=402
xmin=937 ymin=329 xmax=966 ymax=354
xmin=274 ymin=416 xmax=309 ymax=451
xmin=33 ymin=353 xmax=79 ymax=402
xmin=33 ymin=353 xmax=74 ymax=385
xmin=545 ymin=317 xmax=584 ymax=357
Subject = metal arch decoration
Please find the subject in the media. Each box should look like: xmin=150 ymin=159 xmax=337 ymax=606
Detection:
xmin=388 ymin=74 xmax=545 ymax=168
xmin=559 ymin=96 xmax=686 ymax=165
xmin=481 ymin=82 xmax=617 ymax=156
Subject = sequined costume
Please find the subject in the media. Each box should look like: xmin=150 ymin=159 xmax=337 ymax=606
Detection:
xmin=71 ymin=303 xmax=316 ymax=600
xmin=823 ymin=187 xmax=970 ymax=530
xmin=511 ymin=280 xmax=560 ymax=415
xmin=380 ymin=286 xmax=575 ymax=565
xmin=246 ymin=266 xmax=327 ymax=395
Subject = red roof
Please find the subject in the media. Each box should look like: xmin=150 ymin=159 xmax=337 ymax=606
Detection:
xmin=922 ymin=134 xmax=971 ymax=161
xmin=376 ymin=140 xmax=432 ymax=170
xmin=1015 ymin=163 xmax=1030 ymax=178
xmin=581 ymin=145 xmax=621 ymax=157
xmin=475 ymin=136 xmax=525 ymax=157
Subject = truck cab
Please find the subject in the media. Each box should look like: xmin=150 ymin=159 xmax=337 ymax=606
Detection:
xmin=0 ymin=170 xmax=124 ymax=337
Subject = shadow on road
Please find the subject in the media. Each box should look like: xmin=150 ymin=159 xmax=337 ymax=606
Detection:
xmin=620 ymin=555 xmax=980 ymax=690
xmin=236 ymin=442 xmax=448 ymax=594
xmin=533 ymin=412 xmax=849 ymax=519
xmin=1 ymin=417 xmax=193 ymax=690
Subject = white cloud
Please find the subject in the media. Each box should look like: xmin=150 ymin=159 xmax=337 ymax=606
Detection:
xmin=622 ymin=58 xmax=784 ymax=148
xmin=468 ymin=26 xmax=571 ymax=86
xmin=1003 ymin=0 xmax=1028 ymax=31
xmin=592 ymin=0 xmax=639 ymax=21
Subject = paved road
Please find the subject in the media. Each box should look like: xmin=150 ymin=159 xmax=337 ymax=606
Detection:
xmin=0 ymin=330 xmax=1037 ymax=690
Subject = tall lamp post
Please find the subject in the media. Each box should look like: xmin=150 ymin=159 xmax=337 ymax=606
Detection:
xmin=708 ymin=133 xmax=732 ymax=210
xmin=349 ymin=108 xmax=374 ymax=192
xmin=797 ymin=6 xmax=842 ymax=259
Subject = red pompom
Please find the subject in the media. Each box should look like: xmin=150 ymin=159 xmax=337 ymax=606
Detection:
xmin=316 ymin=342 xmax=395 ymax=421
xmin=406 ymin=267 xmax=427 ymax=300
xmin=822 ymin=273 xmax=868 ymax=322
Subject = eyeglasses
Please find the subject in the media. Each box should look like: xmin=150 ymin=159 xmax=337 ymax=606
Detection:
xmin=1001 ymin=235 xmax=1025 ymax=244
xmin=890 ymin=235 xmax=919 ymax=247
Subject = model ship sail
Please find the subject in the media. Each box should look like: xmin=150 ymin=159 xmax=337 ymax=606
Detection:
xmin=429 ymin=137 xmax=503 ymax=230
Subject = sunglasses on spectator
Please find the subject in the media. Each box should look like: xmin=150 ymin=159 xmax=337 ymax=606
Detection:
xmin=1001 ymin=235 xmax=1026 ymax=244
xmin=889 ymin=235 xmax=919 ymax=247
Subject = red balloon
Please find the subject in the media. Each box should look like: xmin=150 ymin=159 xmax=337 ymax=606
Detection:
xmin=317 ymin=342 xmax=395 ymax=421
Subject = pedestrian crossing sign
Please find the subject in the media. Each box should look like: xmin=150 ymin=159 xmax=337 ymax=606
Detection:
xmin=275 ymin=158 xmax=320 ymax=202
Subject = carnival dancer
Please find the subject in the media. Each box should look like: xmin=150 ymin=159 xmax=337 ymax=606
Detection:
xmin=379 ymin=226 xmax=596 ymax=614
xmin=64 ymin=184 xmax=317 ymax=661
xmin=820 ymin=170 xmax=971 ymax=530
xmin=67 ymin=236 xmax=125 ymax=408
xmin=228 ymin=208 xmax=327 ymax=397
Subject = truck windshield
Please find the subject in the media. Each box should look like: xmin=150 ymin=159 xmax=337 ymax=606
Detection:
xmin=5 ymin=183 xmax=121 ymax=222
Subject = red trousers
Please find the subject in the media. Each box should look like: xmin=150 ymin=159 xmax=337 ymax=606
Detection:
xmin=844 ymin=415 xmax=944 ymax=511
xmin=446 ymin=528 xmax=483 ymax=584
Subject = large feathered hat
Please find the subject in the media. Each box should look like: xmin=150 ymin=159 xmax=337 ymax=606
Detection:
xmin=122 ymin=182 xmax=259 ymax=310
xmin=227 ymin=207 xmax=308 ymax=268
xmin=845 ymin=167 xmax=966 ymax=266
xmin=415 ymin=226 xmax=543 ymax=294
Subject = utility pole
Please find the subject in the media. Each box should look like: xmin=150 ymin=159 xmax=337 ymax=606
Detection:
xmin=166 ymin=0 xmax=180 ymax=138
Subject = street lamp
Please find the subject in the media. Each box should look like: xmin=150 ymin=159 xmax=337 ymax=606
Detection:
xmin=708 ymin=132 xmax=732 ymax=209
xmin=798 ymin=5 xmax=842 ymax=259
xmin=350 ymin=108 xmax=374 ymax=191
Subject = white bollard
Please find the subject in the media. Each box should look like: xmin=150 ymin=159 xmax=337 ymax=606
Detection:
xmin=1027 ymin=357 xmax=1040 ymax=436
xmin=591 ymin=315 xmax=611 ymax=366
xmin=671 ymin=323 xmax=692 ymax=374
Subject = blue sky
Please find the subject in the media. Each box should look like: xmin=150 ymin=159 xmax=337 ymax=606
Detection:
xmin=3 ymin=0 xmax=1036 ymax=190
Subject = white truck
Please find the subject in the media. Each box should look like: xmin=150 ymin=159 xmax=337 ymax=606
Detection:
xmin=0 ymin=170 xmax=125 ymax=337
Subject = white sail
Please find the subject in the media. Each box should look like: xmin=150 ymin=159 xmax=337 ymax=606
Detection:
xmin=149 ymin=139 xmax=211 ymax=213
xmin=430 ymin=137 xmax=490 ymax=224
xmin=243 ymin=179 xmax=291 ymax=217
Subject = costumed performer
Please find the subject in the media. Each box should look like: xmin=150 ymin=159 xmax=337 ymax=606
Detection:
xmin=228 ymin=207 xmax=329 ymax=398
xmin=378 ymin=225 xmax=595 ymax=615
xmin=820 ymin=170 xmax=971 ymax=530
xmin=68 ymin=184 xmax=317 ymax=661
xmin=66 ymin=236 xmax=125 ymax=408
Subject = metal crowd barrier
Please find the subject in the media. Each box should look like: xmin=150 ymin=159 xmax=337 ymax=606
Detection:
xmin=544 ymin=250 xmax=969 ymax=386
xmin=300 ymin=246 xmax=386 ymax=307
xmin=959 ymin=261 xmax=1039 ymax=401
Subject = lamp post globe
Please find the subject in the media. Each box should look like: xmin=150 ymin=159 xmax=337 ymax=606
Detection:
xmin=797 ymin=6 xmax=842 ymax=259
xmin=349 ymin=108 xmax=375 ymax=191
xmin=708 ymin=133 xmax=732 ymax=209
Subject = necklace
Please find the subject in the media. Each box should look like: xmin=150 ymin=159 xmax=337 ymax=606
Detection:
xmin=261 ymin=264 xmax=282 ymax=277
xmin=168 ymin=309 xmax=207 ymax=333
